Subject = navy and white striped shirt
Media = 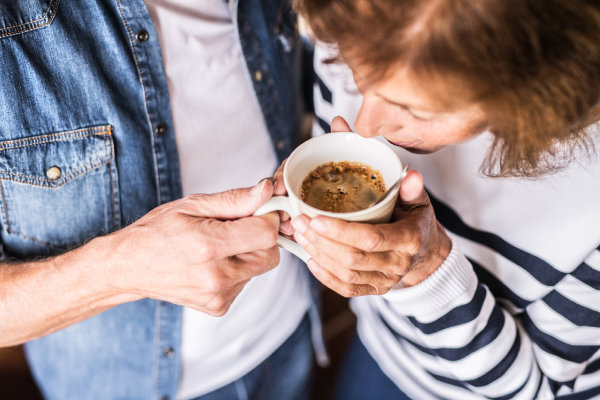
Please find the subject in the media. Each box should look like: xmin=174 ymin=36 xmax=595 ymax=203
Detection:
xmin=313 ymin=42 xmax=600 ymax=400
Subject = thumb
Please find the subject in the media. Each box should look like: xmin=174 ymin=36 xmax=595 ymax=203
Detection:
xmin=398 ymin=170 xmax=428 ymax=205
xmin=331 ymin=116 xmax=352 ymax=132
xmin=185 ymin=178 xmax=275 ymax=219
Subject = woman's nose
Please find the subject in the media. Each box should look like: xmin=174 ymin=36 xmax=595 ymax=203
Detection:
xmin=354 ymin=105 xmax=379 ymax=138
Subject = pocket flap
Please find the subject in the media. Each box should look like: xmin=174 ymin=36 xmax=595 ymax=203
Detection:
xmin=0 ymin=125 xmax=114 ymax=188
xmin=0 ymin=0 xmax=60 ymax=40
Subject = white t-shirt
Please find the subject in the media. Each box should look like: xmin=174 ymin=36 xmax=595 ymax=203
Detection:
xmin=143 ymin=1 xmax=311 ymax=398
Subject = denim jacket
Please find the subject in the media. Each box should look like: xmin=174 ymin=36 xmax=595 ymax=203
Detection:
xmin=0 ymin=0 xmax=317 ymax=398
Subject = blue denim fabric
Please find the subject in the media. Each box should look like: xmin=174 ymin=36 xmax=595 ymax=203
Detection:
xmin=192 ymin=314 xmax=313 ymax=400
xmin=335 ymin=334 xmax=413 ymax=400
xmin=0 ymin=0 xmax=315 ymax=399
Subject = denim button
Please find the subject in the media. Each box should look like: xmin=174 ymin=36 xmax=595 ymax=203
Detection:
xmin=156 ymin=123 xmax=167 ymax=136
xmin=276 ymin=140 xmax=285 ymax=150
xmin=254 ymin=70 xmax=262 ymax=82
xmin=136 ymin=30 xmax=149 ymax=43
xmin=46 ymin=166 xmax=61 ymax=180
xmin=163 ymin=347 xmax=174 ymax=357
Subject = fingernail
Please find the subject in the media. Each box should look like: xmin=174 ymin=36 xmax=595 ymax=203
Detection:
xmin=273 ymin=179 xmax=278 ymax=192
xmin=291 ymin=217 xmax=309 ymax=234
xmin=308 ymin=259 xmax=322 ymax=273
xmin=250 ymin=179 xmax=267 ymax=196
xmin=310 ymin=218 xmax=328 ymax=234
xmin=295 ymin=232 xmax=309 ymax=246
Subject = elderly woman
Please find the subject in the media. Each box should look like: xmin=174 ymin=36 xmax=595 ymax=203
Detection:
xmin=276 ymin=0 xmax=600 ymax=398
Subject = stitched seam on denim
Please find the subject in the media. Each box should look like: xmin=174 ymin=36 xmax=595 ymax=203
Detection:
xmin=107 ymin=128 xmax=117 ymax=230
xmin=0 ymin=133 xmax=110 ymax=183
xmin=0 ymin=132 xmax=108 ymax=153
xmin=240 ymin=19 xmax=287 ymax=151
xmin=109 ymin=161 xmax=116 ymax=230
xmin=153 ymin=302 xmax=161 ymax=399
xmin=0 ymin=0 xmax=57 ymax=32
xmin=0 ymin=0 xmax=60 ymax=38
xmin=11 ymin=229 xmax=67 ymax=247
xmin=114 ymin=0 xmax=162 ymax=205
xmin=0 ymin=152 xmax=113 ymax=248
xmin=0 ymin=126 xmax=110 ymax=149
xmin=0 ymin=182 xmax=11 ymax=233
xmin=0 ymin=155 xmax=111 ymax=188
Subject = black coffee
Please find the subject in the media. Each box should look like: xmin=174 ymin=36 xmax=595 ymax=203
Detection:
xmin=300 ymin=161 xmax=386 ymax=213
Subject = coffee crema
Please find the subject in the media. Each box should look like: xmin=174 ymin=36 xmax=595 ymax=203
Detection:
xmin=300 ymin=161 xmax=386 ymax=213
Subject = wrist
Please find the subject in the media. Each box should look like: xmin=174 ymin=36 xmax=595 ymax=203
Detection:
xmin=400 ymin=222 xmax=452 ymax=288
xmin=57 ymin=232 xmax=142 ymax=306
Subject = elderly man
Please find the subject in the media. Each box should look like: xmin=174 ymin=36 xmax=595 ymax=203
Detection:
xmin=0 ymin=0 xmax=321 ymax=399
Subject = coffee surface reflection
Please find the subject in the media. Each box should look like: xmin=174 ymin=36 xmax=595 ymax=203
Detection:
xmin=300 ymin=161 xmax=386 ymax=213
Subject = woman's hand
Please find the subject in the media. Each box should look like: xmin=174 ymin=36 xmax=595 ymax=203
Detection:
xmin=283 ymin=116 xmax=451 ymax=296
xmin=291 ymin=169 xmax=452 ymax=296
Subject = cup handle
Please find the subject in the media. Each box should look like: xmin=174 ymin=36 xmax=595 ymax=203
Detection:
xmin=253 ymin=197 xmax=311 ymax=264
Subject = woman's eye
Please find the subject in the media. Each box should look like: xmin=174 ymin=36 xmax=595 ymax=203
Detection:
xmin=408 ymin=111 xmax=428 ymax=121
xmin=401 ymin=106 xmax=432 ymax=122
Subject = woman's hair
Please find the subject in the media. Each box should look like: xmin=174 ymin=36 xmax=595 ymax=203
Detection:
xmin=295 ymin=0 xmax=600 ymax=178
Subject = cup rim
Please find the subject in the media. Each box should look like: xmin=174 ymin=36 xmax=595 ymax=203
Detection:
xmin=283 ymin=132 xmax=402 ymax=218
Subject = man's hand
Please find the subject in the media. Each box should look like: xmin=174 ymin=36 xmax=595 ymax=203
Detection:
xmin=0 ymin=179 xmax=281 ymax=347
xmin=109 ymin=179 xmax=280 ymax=316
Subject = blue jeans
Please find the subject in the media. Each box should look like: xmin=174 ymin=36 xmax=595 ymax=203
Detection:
xmin=191 ymin=314 xmax=313 ymax=400
xmin=335 ymin=333 xmax=412 ymax=400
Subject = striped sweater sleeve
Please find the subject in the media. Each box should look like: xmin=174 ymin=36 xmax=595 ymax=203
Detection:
xmin=380 ymin=240 xmax=600 ymax=399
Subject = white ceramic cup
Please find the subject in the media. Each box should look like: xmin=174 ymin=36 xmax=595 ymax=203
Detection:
xmin=254 ymin=132 xmax=403 ymax=263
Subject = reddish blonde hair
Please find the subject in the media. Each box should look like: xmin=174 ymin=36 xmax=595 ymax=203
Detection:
xmin=296 ymin=0 xmax=600 ymax=177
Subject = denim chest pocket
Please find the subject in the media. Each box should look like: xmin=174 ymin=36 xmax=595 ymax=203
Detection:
xmin=0 ymin=125 xmax=120 ymax=257
xmin=0 ymin=0 xmax=59 ymax=40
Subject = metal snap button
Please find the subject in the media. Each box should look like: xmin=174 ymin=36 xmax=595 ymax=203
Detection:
xmin=276 ymin=140 xmax=285 ymax=150
xmin=163 ymin=347 xmax=174 ymax=357
xmin=156 ymin=123 xmax=167 ymax=136
xmin=254 ymin=70 xmax=263 ymax=82
xmin=46 ymin=166 xmax=61 ymax=180
xmin=136 ymin=30 xmax=149 ymax=43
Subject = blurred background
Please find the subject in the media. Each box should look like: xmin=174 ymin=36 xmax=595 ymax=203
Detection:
xmin=0 ymin=287 xmax=355 ymax=400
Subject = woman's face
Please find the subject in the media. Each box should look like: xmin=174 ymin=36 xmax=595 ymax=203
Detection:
xmin=353 ymin=68 xmax=489 ymax=154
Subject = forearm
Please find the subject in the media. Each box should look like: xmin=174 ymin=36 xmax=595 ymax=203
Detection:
xmin=0 ymin=235 xmax=139 ymax=347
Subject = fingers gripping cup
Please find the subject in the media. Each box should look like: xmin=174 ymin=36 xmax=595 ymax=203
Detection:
xmin=254 ymin=132 xmax=403 ymax=263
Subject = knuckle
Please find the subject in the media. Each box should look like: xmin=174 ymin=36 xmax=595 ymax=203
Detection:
xmin=222 ymin=189 xmax=240 ymax=209
xmin=362 ymin=230 xmax=385 ymax=251
xmin=205 ymin=276 xmax=227 ymax=294
xmin=197 ymin=240 xmax=219 ymax=262
xmin=379 ymin=285 xmax=392 ymax=295
xmin=255 ymin=217 xmax=279 ymax=247
xmin=347 ymin=249 xmax=366 ymax=268
xmin=342 ymin=286 xmax=359 ymax=298
xmin=387 ymin=274 xmax=401 ymax=289
xmin=391 ymin=260 xmax=409 ymax=276
xmin=408 ymin=232 xmax=423 ymax=254
xmin=260 ymin=247 xmax=281 ymax=269
xmin=265 ymin=228 xmax=279 ymax=248
xmin=211 ymin=307 xmax=229 ymax=317
xmin=211 ymin=296 xmax=231 ymax=316
xmin=340 ymin=269 xmax=359 ymax=284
